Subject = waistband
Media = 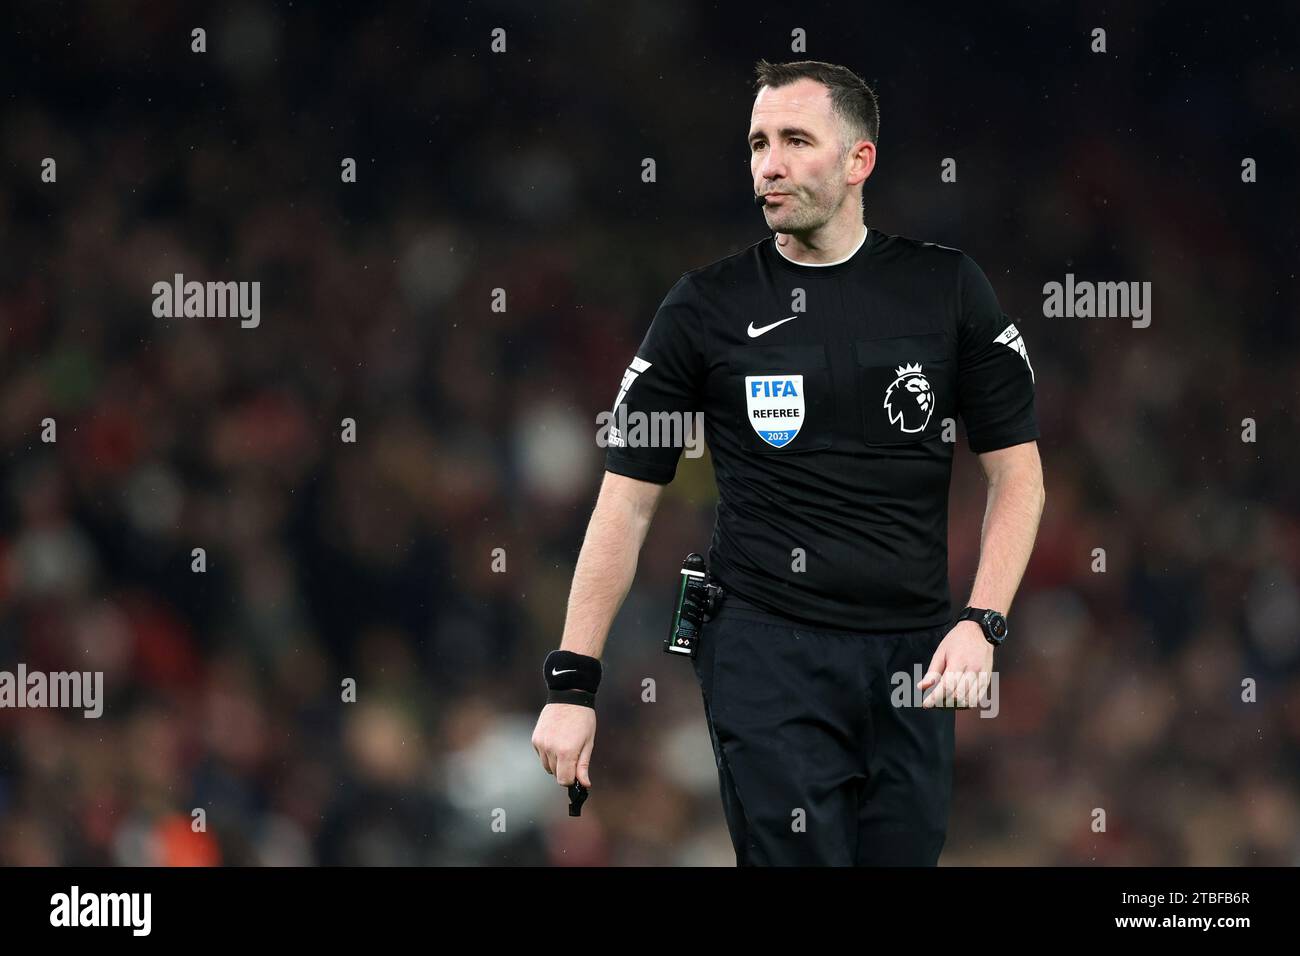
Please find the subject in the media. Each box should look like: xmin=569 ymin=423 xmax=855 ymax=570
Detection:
xmin=708 ymin=588 xmax=953 ymax=637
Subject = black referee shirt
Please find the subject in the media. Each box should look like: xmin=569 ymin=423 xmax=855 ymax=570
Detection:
xmin=603 ymin=227 xmax=1039 ymax=632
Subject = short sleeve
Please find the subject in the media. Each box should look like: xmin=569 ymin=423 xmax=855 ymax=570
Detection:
xmin=602 ymin=274 xmax=706 ymax=484
xmin=956 ymin=254 xmax=1040 ymax=454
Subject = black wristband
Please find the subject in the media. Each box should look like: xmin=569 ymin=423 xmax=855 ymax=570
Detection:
xmin=546 ymin=688 xmax=596 ymax=708
xmin=543 ymin=650 xmax=602 ymax=699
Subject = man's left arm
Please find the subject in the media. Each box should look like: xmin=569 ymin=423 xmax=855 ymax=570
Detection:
xmin=965 ymin=440 xmax=1046 ymax=616
xmin=920 ymin=252 xmax=1045 ymax=707
xmin=919 ymin=441 xmax=1045 ymax=707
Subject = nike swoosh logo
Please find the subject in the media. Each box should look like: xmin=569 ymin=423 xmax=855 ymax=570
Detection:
xmin=747 ymin=316 xmax=798 ymax=338
xmin=551 ymin=668 xmax=577 ymax=676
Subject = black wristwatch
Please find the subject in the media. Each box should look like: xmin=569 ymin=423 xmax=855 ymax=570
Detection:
xmin=959 ymin=606 xmax=1008 ymax=646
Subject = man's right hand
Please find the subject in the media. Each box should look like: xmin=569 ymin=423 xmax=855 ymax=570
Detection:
xmin=531 ymin=702 xmax=596 ymax=788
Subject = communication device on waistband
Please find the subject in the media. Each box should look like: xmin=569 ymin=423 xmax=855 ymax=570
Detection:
xmin=665 ymin=553 xmax=724 ymax=660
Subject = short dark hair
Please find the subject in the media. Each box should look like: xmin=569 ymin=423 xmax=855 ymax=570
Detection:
xmin=752 ymin=59 xmax=880 ymax=156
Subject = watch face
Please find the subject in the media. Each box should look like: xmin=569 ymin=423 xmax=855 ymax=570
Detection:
xmin=988 ymin=614 xmax=1007 ymax=638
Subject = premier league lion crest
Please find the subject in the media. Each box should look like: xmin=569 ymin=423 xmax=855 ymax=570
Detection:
xmin=883 ymin=362 xmax=934 ymax=435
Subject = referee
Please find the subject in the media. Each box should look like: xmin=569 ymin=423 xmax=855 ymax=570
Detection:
xmin=532 ymin=59 xmax=1045 ymax=866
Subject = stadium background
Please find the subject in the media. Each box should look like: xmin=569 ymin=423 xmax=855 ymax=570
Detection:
xmin=1 ymin=2 xmax=1297 ymax=865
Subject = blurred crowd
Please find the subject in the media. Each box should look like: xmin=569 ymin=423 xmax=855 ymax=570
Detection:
xmin=0 ymin=3 xmax=1297 ymax=865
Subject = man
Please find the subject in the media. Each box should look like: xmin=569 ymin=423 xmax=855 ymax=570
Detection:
xmin=532 ymin=59 xmax=1045 ymax=865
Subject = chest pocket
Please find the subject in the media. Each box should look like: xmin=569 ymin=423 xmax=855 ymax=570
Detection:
xmin=855 ymin=332 xmax=954 ymax=446
xmin=726 ymin=344 xmax=833 ymax=453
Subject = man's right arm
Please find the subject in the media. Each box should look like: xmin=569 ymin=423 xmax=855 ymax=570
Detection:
xmin=534 ymin=275 xmax=699 ymax=787
xmin=558 ymin=470 xmax=666 ymax=660
xmin=532 ymin=471 xmax=663 ymax=787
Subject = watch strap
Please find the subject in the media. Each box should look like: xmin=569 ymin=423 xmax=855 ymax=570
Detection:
xmin=959 ymin=606 xmax=1006 ymax=645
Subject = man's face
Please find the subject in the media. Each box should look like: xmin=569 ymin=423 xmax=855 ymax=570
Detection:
xmin=748 ymin=78 xmax=850 ymax=233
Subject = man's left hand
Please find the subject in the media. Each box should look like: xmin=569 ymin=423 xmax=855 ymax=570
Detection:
xmin=918 ymin=620 xmax=994 ymax=708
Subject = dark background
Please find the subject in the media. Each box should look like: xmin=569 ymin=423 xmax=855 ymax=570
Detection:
xmin=0 ymin=0 xmax=1297 ymax=864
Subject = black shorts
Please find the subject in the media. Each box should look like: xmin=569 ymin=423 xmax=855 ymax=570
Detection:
xmin=691 ymin=594 xmax=956 ymax=866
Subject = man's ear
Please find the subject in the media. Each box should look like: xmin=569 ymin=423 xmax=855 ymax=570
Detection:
xmin=849 ymin=140 xmax=876 ymax=186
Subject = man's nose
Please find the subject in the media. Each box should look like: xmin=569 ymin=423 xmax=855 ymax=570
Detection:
xmin=757 ymin=145 xmax=786 ymax=179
